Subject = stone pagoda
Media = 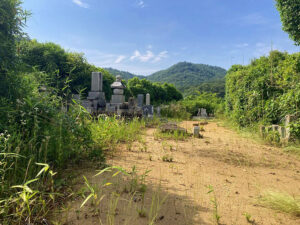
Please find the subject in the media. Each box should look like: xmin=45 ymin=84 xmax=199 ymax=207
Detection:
xmin=110 ymin=75 xmax=126 ymax=105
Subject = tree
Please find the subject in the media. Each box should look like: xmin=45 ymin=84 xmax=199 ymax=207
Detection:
xmin=0 ymin=0 xmax=29 ymax=72
xmin=276 ymin=0 xmax=300 ymax=45
xmin=19 ymin=39 xmax=115 ymax=99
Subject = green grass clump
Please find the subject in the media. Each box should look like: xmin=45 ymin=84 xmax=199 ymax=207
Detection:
xmin=162 ymin=154 xmax=173 ymax=162
xmin=259 ymin=191 xmax=300 ymax=217
xmin=284 ymin=145 xmax=300 ymax=157
xmin=90 ymin=116 xmax=145 ymax=153
xmin=154 ymin=129 xmax=189 ymax=141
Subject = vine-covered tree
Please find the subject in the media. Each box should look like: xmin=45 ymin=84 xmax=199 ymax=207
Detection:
xmin=226 ymin=51 xmax=300 ymax=139
xmin=276 ymin=0 xmax=300 ymax=45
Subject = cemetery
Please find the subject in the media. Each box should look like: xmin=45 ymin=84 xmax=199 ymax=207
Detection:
xmin=78 ymin=72 xmax=154 ymax=118
xmin=1 ymin=1 xmax=300 ymax=224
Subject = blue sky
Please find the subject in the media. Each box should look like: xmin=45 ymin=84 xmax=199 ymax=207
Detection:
xmin=23 ymin=0 xmax=299 ymax=75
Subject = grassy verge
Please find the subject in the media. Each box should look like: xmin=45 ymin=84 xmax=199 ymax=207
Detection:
xmin=217 ymin=116 xmax=300 ymax=157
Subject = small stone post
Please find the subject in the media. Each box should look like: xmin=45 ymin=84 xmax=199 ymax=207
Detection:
xmin=156 ymin=106 xmax=161 ymax=117
xmin=193 ymin=126 xmax=200 ymax=138
xmin=260 ymin=126 xmax=266 ymax=138
xmin=285 ymin=115 xmax=291 ymax=141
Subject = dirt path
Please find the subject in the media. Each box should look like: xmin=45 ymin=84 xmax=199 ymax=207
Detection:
xmin=59 ymin=121 xmax=300 ymax=225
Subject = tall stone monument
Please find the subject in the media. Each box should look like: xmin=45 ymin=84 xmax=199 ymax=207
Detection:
xmin=146 ymin=93 xmax=150 ymax=105
xmin=86 ymin=72 xmax=106 ymax=112
xmin=137 ymin=94 xmax=144 ymax=108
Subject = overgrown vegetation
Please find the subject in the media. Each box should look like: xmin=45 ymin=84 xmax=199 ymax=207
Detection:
xmin=276 ymin=0 xmax=300 ymax=46
xmin=161 ymin=92 xmax=224 ymax=119
xmin=0 ymin=1 xmax=145 ymax=223
xmin=226 ymin=51 xmax=300 ymax=141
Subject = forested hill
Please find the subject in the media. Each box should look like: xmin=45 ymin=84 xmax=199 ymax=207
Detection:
xmin=106 ymin=62 xmax=227 ymax=96
xmin=147 ymin=62 xmax=227 ymax=92
xmin=105 ymin=68 xmax=144 ymax=80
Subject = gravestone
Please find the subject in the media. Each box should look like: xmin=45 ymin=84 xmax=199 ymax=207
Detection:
xmin=146 ymin=93 xmax=150 ymax=105
xmin=91 ymin=72 xmax=103 ymax=92
xmin=156 ymin=106 xmax=161 ymax=117
xmin=110 ymin=75 xmax=125 ymax=104
xmin=137 ymin=94 xmax=144 ymax=107
xmin=193 ymin=126 xmax=200 ymax=138
xmin=197 ymin=108 xmax=201 ymax=117
xmin=142 ymin=105 xmax=153 ymax=117
xmin=200 ymin=108 xmax=208 ymax=117
xmin=87 ymin=72 xmax=106 ymax=112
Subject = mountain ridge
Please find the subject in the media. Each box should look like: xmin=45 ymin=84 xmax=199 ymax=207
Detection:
xmin=105 ymin=62 xmax=227 ymax=96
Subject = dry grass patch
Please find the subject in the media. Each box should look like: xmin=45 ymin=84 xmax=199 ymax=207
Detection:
xmin=258 ymin=191 xmax=300 ymax=217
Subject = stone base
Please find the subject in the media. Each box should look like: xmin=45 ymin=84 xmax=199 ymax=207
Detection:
xmin=87 ymin=92 xmax=106 ymax=107
xmin=111 ymin=95 xmax=125 ymax=104
xmin=142 ymin=105 xmax=153 ymax=117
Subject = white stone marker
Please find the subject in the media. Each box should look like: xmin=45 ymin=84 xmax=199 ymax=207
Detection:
xmin=146 ymin=93 xmax=150 ymax=105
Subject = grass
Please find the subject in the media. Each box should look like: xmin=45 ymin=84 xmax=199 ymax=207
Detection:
xmin=0 ymin=102 xmax=146 ymax=224
xmin=90 ymin=116 xmax=145 ymax=154
xmin=207 ymin=185 xmax=221 ymax=225
xmin=162 ymin=154 xmax=174 ymax=162
xmin=284 ymin=145 xmax=300 ymax=157
xmin=154 ymin=129 xmax=190 ymax=141
xmin=258 ymin=190 xmax=300 ymax=217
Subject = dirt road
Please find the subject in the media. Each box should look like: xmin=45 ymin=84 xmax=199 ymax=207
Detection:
xmin=59 ymin=121 xmax=300 ymax=225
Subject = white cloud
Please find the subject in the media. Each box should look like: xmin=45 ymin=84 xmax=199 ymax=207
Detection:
xmin=153 ymin=51 xmax=168 ymax=62
xmin=72 ymin=0 xmax=89 ymax=9
xmin=130 ymin=50 xmax=154 ymax=62
xmin=140 ymin=51 xmax=154 ymax=62
xmin=130 ymin=50 xmax=141 ymax=61
xmin=130 ymin=50 xmax=168 ymax=63
xmin=115 ymin=55 xmax=126 ymax=64
xmin=138 ymin=1 xmax=145 ymax=8
xmin=235 ymin=43 xmax=249 ymax=48
xmin=147 ymin=44 xmax=153 ymax=49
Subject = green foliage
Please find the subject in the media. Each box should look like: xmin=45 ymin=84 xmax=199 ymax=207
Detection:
xmin=106 ymin=62 xmax=227 ymax=97
xmin=276 ymin=0 xmax=300 ymax=45
xmin=18 ymin=39 xmax=115 ymax=99
xmin=225 ymin=51 xmax=300 ymax=140
xmin=90 ymin=116 xmax=145 ymax=153
xmin=181 ymin=92 xmax=224 ymax=116
xmin=0 ymin=1 xmax=148 ymax=223
xmin=161 ymin=92 xmax=224 ymax=119
xmin=154 ymin=129 xmax=189 ymax=141
xmin=0 ymin=0 xmax=29 ymax=72
xmin=127 ymin=77 xmax=183 ymax=104
xmin=147 ymin=62 xmax=227 ymax=94
xmin=161 ymin=103 xmax=192 ymax=119
xmin=184 ymin=78 xmax=226 ymax=97
xmin=265 ymin=131 xmax=281 ymax=145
